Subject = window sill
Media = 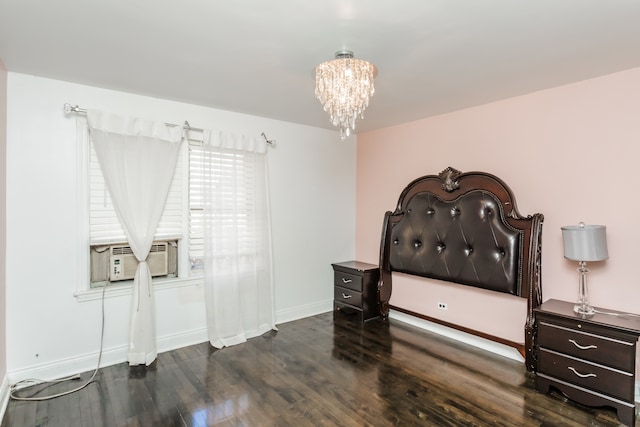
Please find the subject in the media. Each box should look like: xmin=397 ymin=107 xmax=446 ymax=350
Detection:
xmin=74 ymin=276 xmax=204 ymax=302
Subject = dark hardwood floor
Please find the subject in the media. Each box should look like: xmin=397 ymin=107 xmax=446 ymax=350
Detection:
xmin=2 ymin=311 xmax=635 ymax=426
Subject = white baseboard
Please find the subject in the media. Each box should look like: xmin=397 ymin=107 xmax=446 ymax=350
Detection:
xmin=276 ymin=299 xmax=333 ymax=325
xmin=7 ymin=327 xmax=208 ymax=387
xmin=389 ymin=309 xmax=525 ymax=363
xmin=6 ymin=300 xmax=336 ymax=388
xmin=5 ymin=299 xmax=337 ymax=388
xmin=156 ymin=327 xmax=208 ymax=355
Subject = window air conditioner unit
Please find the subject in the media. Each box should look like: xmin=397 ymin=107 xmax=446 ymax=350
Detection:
xmin=109 ymin=242 xmax=168 ymax=281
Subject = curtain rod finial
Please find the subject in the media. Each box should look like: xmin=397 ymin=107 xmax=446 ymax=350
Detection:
xmin=261 ymin=132 xmax=274 ymax=146
xmin=63 ymin=103 xmax=85 ymax=114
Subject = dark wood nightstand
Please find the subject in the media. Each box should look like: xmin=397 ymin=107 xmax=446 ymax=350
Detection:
xmin=332 ymin=261 xmax=380 ymax=322
xmin=534 ymin=299 xmax=640 ymax=426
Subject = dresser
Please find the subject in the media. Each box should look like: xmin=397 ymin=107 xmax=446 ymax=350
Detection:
xmin=534 ymin=299 xmax=640 ymax=426
xmin=332 ymin=261 xmax=380 ymax=322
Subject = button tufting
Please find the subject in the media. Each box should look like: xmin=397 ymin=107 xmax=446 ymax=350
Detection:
xmin=493 ymin=249 xmax=506 ymax=261
xmin=385 ymin=190 xmax=520 ymax=296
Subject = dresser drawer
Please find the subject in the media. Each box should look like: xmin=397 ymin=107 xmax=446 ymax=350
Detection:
xmin=538 ymin=348 xmax=634 ymax=401
xmin=334 ymin=271 xmax=362 ymax=292
xmin=538 ymin=321 xmax=635 ymax=372
xmin=334 ymin=286 xmax=362 ymax=308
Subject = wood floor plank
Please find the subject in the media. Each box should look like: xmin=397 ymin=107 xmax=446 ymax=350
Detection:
xmin=1 ymin=312 xmax=635 ymax=426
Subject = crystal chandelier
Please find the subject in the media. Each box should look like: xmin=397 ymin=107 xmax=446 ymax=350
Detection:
xmin=315 ymin=50 xmax=377 ymax=140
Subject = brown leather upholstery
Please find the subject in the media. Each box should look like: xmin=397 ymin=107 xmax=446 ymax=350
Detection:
xmin=389 ymin=190 xmax=521 ymax=294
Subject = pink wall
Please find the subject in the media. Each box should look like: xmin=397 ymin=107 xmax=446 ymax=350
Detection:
xmin=356 ymin=66 xmax=640 ymax=344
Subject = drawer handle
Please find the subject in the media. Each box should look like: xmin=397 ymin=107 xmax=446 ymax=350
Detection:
xmin=341 ymin=293 xmax=352 ymax=299
xmin=568 ymin=339 xmax=597 ymax=350
xmin=342 ymin=278 xmax=353 ymax=284
xmin=568 ymin=366 xmax=597 ymax=379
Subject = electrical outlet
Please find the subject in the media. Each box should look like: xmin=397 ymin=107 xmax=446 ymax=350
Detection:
xmin=437 ymin=302 xmax=448 ymax=310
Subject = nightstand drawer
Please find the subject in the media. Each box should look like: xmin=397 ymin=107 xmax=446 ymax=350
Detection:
xmin=334 ymin=271 xmax=362 ymax=292
xmin=538 ymin=321 xmax=635 ymax=372
xmin=538 ymin=348 xmax=633 ymax=401
xmin=334 ymin=286 xmax=362 ymax=308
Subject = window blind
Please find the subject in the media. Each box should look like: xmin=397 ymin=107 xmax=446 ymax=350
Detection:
xmin=188 ymin=142 xmax=257 ymax=272
xmin=88 ymin=134 xmax=184 ymax=244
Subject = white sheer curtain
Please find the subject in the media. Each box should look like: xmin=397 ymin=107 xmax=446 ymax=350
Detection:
xmin=200 ymin=130 xmax=276 ymax=348
xmin=87 ymin=110 xmax=183 ymax=366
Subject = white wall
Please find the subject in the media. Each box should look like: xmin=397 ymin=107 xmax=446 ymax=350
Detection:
xmin=5 ymin=73 xmax=356 ymax=382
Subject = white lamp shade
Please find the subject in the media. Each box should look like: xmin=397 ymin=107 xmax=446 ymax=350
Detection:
xmin=561 ymin=224 xmax=609 ymax=262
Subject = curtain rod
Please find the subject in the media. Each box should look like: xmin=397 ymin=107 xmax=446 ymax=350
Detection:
xmin=63 ymin=103 xmax=274 ymax=145
xmin=64 ymin=103 xmax=204 ymax=132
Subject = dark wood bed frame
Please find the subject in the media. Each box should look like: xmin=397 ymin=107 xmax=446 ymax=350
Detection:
xmin=378 ymin=167 xmax=543 ymax=371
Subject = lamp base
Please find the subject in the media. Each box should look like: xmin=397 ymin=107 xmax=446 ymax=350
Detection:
xmin=573 ymin=303 xmax=595 ymax=317
xmin=574 ymin=261 xmax=595 ymax=317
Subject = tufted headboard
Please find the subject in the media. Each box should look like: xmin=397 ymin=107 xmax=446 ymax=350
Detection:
xmin=378 ymin=167 xmax=543 ymax=371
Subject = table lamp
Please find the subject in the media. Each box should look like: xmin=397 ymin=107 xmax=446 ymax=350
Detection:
xmin=561 ymin=222 xmax=608 ymax=316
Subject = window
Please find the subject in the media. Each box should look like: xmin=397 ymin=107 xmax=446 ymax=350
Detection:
xmin=87 ymin=127 xmax=260 ymax=286
xmin=88 ymin=131 xmax=185 ymax=287
xmin=88 ymin=136 xmax=184 ymax=244
xmin=188 ymin=140 xmax=259 ymax=272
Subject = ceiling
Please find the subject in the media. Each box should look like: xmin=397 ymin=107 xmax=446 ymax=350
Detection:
xmin=1 ymin=1 xmax=640 ymax=134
